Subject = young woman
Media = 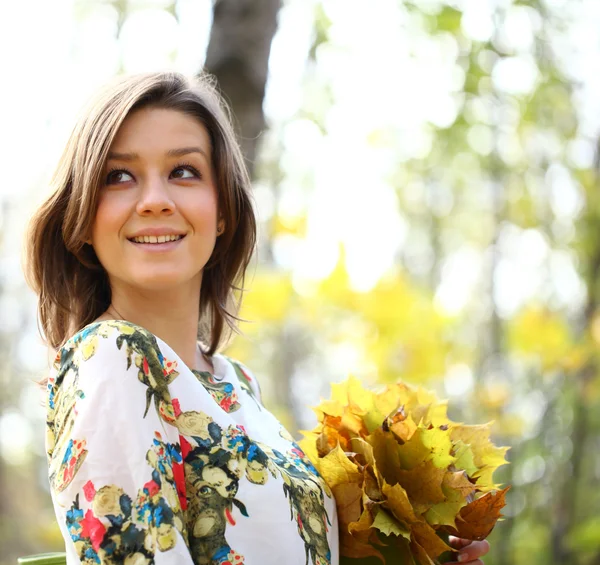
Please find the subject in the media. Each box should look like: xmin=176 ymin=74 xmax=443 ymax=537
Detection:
xmin=26 ymin=72 xmax=489 ymax=565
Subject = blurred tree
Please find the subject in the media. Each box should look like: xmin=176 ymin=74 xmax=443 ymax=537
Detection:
xmin=204 ymin=0 xmax=282 ymax=175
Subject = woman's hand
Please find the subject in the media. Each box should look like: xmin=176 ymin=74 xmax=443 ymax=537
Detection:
xmin=443 ymin=536 xmax=490 ymax=564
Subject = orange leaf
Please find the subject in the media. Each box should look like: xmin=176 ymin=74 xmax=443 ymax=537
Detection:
xmin=317 ymin=422 xmax=351 ymax=456
xmin=443 ymin=486 xmax=510 ymax=540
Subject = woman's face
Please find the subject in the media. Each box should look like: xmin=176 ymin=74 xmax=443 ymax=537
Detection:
xmin=91 ymin=107 xmax=222 ymax=294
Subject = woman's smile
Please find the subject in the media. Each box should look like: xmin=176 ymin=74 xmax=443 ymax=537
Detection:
xmin=127 ymin=235 xmax=186 ymax=252
xmin=127 ymin=229 xmax=187 ymax=251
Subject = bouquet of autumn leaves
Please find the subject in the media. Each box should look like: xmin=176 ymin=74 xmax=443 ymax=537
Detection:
xmin=299 ymin=377 xmax=510 ymax=565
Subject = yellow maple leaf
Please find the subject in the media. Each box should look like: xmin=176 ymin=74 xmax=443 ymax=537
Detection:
xmin=331 ymin=375 xmax=374 ymax=414
xmin=450 ymin=423 xmax=509 ymax=490
xmin=318 ymin=444 xmax=362 ymax=488
xmin=421 ymin=427 xmax=456 ymax=469
xmin=382 ymin=482 xmax=419 ymax=525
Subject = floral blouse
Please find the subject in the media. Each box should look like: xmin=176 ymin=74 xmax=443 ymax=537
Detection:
xmin=46 ymin=320 xmax=339 ymax=565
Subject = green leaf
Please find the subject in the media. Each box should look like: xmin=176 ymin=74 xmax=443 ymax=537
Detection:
xmin=396 ymin=429 xmax=430 ymax=470
xmin=453 ymin=440 xmax=478 ymax=476
xmin=372 ymin=508 xmax=411 ymax=540
xmin=421 ymin=427 xmax=456 ymax=469
xmin=424 ymin=500 xmax=467 ymax=527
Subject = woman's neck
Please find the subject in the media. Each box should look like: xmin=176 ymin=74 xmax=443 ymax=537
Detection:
xmin=101 ymin=281 xmax=210 ymax=372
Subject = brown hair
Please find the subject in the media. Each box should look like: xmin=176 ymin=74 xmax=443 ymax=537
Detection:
xmin=25 ymin=72 xmax=256 ymax=354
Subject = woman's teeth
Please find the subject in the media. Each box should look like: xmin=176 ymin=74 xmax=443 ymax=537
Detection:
xmin=131 ymin=234 xmax=183 ymax=244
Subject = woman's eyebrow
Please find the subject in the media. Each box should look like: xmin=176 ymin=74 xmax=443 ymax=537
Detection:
xmin=167 ymin=146 xmax=208 ymax=159
xmin=106 ymin=151 xmax=138 ymax=161
xmin=106 ymin=147 xmax=208 ymax=161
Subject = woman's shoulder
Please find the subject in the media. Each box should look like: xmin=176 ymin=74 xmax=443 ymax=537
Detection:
xmin=53 ymin=319 xmax=167 ymax=380
xmin=48 ymin=319 xmax=179 ymax=430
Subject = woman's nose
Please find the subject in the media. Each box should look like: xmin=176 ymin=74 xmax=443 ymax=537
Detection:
xmin=135 ymin=174 xmax=175 ymax=216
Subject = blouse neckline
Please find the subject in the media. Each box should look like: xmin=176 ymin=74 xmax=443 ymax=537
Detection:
xmin=75 ymin=319 xmax=225 ymax=381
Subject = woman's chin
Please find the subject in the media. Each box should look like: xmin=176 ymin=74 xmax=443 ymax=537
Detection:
xmin=125 ymin=271 xmax=202 ymax=293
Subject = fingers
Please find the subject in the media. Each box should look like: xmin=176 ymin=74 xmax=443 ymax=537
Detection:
xmin=447 ymin=536 xmax=473 ymax=550
xmin=445 ymin=538 xmax=490 ymax=563
xmin=444 ymin=559 xmax=484 ymax=565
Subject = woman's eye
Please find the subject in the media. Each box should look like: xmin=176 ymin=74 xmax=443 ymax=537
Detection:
xmin=106 ymin=170 xmax=133 ymax=185
xmin=171 ymin=166 xmax=199 ymax=180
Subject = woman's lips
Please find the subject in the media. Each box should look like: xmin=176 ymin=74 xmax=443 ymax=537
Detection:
xmin=127 ymin=235 xmax=186 ymax=251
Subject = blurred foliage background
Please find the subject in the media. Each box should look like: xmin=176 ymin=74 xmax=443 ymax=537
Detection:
xmin=0 ymin=0 xmax=599 ymax=563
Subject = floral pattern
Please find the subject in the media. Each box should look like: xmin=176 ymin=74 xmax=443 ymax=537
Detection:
xmin=64 ymin=432 xmax=183 ymax=564
xmin=47 ymin=321 xmax=338 ymax=565
xmin=191 ymin=370 xmax=241 ymax=414
xmin=51 ymin=438 xmax=88 ymax=493
xmin=226 ymin=358 xmax=262 ymax=411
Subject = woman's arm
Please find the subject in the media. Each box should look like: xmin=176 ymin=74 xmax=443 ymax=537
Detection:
xmin=47 ymin=323 xmax=193 ymax=564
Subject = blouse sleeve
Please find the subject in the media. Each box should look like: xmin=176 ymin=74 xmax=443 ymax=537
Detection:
xmin=46 ymin=322 xmax=193 ymax=565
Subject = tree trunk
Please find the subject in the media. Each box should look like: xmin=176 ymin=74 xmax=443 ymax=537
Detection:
xmin=203 ymin=0 xmax=282 ymax=177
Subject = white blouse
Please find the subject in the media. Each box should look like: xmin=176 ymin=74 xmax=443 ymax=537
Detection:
xmin=46 ymin=320 xmax=339 ymax=565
